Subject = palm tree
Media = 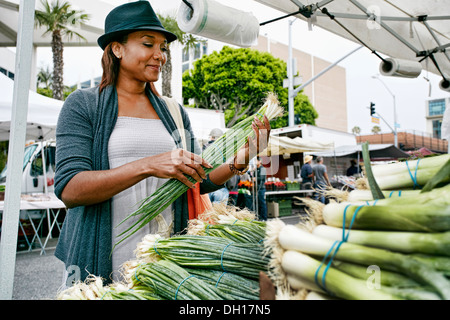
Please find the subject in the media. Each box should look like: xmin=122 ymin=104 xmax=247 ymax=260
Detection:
xmin=371 ymin=125 xmax=381 ymax=134
xmin=351 ymin=126 xmax=361 ymax=135
xmin=35 ymin=0 xmax=89 ymax=100
xmin=157 ymin=13 xmax=205 ymax=98
xmin=37 ymin=65 xmax=52 ymax=89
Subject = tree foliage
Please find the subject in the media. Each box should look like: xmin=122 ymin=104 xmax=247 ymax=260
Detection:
xmin=182 ymin=46 xmax=317 ymax=128
xmin=35 ymin=0 xmax=89 ymax=100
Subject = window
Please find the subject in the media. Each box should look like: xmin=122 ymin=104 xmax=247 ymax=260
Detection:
xmin=181 ymin=41 xmax=208 ymax=74
xmin=428 ymin=99 xmax=446 ymax=116
xmin=432 ymin=119 xmax=442 ymax=139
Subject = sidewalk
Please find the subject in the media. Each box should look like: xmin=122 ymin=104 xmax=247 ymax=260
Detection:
xmin=13 ymin=239 xmax=64 ymax=300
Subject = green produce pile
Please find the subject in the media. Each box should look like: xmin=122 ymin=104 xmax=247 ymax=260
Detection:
xmin=57 ymin=204 xmax=268 ymax=300
xmin=266 ymin=153 xmax=450 ymax=300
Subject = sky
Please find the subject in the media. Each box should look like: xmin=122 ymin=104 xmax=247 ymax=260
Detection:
xmin=35 ymin=0 xmax=450 ymax=136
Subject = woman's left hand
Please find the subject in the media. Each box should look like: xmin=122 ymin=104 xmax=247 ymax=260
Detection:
xmin=234 ymin=115 xmax=271 ymax=169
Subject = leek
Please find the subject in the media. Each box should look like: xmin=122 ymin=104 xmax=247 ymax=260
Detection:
xmin=322 ymin=202 xmax=450 ymax=232
xmin=114 ymin=93 xmax=283 ymax=247
xmin=370 ymin=154 xmax=450 ymax=190
xmin=281 ymin=250 xmax=402 ymax=300
xmin=275 ymin=223 xmax=450 ymax=299
xmin=313 ymin=224 xmax=450 ymax=256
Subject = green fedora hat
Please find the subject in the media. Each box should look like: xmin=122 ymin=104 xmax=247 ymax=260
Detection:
xmin=97 ymin=1 xmax=177 ymax=50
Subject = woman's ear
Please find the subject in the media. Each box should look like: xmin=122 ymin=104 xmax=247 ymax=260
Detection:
xmin=111 ymin=42 xmax=122 ymax=59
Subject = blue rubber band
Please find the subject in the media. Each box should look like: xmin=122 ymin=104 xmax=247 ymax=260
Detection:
xmin=101 ymin=290 xmax=111 ymax=300
xmin=314 ymin=240 xmax=339 ymax=292
xmin=215 ymin=272 xmax=227 ymax=287
xmin=398 ymin=190 xmax=402 ymax=197
xmin=205 ymin=224 xmax=211 ymax=235
xmin=405 ymin=159 xmax=421 ymax=189
xmin=220 ymin=242 xmax=233 ymax=272
xmin=372 ymin=199 xmax=378 ymax=206
xmin=389 ymin=190 xmax=395 ymax=198
xmin=134 ymin=264 xmax=143 ymax=283
xmin=232 ymin=219 xmax=238 ymax=225
xmin=256 ymin=112 xmax=264 ymax=118
xmin=154 ymin=238 xmax=161 ymax=256
xmin=321 ymin=241 xmax=345 ymax=292
xmin=316 ymin=204 xmax=366 ymax=292
xmin=175 ymin=275 xmax=195 ymax=300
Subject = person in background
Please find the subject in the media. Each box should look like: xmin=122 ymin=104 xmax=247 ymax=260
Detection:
xmin=300 ymin=155 xmax=314 ymax=191
xmin=254 ymin=156 xmax=267 ymax=221
xmin=312 ymin=156 xmax=331 ymax=203
xmin=346 ymin=159 xmax=361 ymax=176
xmin=226 ymin=175 xmax=239 ymax=206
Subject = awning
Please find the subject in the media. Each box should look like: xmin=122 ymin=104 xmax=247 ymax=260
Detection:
xmin=0 ymin=72 xmax=63 ymax=141
xmin=309 ymin=143 xmax=410 ymax=159
xmin=254 ymin=0 xmax=450 ymax=83
xmin=259 ymin=134 xmax=334 ymax=156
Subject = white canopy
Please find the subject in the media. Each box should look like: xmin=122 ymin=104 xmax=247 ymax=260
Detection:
xmin=259 ymin=134 xmax=334 ymax=156
xmin=254 ymin=0 xmax=450 ymax=79
xmin=309 ymin=143 xmax=410 ymax=159
xmin=0 ymin=72 xmax=63 ymax=141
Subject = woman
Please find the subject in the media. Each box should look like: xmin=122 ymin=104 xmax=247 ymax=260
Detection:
xmin=54 ymin=1 xmax=270 ymax=285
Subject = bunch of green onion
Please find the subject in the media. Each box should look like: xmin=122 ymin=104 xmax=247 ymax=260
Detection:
xmin=56 ymin=275 xmax=158 ymax=300
xmin=187 ymin=214 xmax=266 ymax=243
xmin=184 ymin=268 xmax=260 ymax=300
xmin=115 ymin=93 xmax=283 ymax=247
xmin=135 ymin=234 xmax=269 ymax=280
xmin=130 ymin=259 xmax=233 ymax=300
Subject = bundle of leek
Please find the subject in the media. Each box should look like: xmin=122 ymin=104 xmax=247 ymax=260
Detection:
xmin=266 ymin=221 xmax=450 ymax=300
xmin=115 ymin=93 xmax=283 ymax=247
xmin=368 ymin=154 xmax=449 ymax=190
xmin=134 ymin=234 xmax=269 ymax=280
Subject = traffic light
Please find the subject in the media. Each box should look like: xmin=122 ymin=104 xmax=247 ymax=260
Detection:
xmin=370 ymin=102 xmax=376 ymax=116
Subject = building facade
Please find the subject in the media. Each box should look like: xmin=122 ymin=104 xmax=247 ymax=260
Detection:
xmin=426 ymin=97 xmax=448 ymax=139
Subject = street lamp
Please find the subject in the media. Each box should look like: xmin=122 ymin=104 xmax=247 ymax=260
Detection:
xmin=372 ymin=74 xmax=399 ymax=148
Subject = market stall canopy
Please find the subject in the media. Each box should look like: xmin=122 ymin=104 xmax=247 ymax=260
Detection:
xmin=0 ymin=72 xmax=63 ymax=141
xmin=259 ymin=134 xmax=334 ymax=156
xmin=254 ymin=0 xmax=450 ymax=82
xmin=0 ymin=0 xmax=110 ymax=47
xmin=308 ymin=143 xmax=410 ymax=159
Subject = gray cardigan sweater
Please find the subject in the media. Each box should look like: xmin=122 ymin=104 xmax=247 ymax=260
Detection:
xmin=54 ymin=85 xmax=222 ymax=283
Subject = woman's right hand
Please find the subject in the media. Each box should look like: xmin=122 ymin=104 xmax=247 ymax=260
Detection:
xmin=145 ymin=149 xmax=213 ymax=188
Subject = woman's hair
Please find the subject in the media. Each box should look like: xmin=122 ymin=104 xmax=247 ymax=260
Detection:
xmin=98 ymin=34 xmax=161 ymax=97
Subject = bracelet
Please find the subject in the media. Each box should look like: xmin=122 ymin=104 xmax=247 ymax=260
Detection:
xmin=229 ymin=156 xmax=249 ymax=175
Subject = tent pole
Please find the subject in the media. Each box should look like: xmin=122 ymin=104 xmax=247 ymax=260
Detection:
xmin=0 ymin=0 xmax=36 ymax=300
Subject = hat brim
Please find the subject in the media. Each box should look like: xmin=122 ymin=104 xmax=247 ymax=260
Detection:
xmin=97 ymin=26 xmax=177 ymax=50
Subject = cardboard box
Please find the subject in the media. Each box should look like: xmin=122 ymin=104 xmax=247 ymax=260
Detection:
xmin=267 ymin=202 xmax=279 ymax=218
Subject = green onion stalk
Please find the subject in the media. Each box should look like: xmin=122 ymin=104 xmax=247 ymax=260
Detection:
xmin=114 ymin=93 xmax=283 ymax=248
xmin=134 ymin=234 xmax=269 ymax=280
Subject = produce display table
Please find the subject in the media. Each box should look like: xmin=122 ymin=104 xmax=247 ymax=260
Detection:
xmin=265 ymin=189 xmax=314 ymax=217
xmin=0 ymin=193 xmax=66 ymax=255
